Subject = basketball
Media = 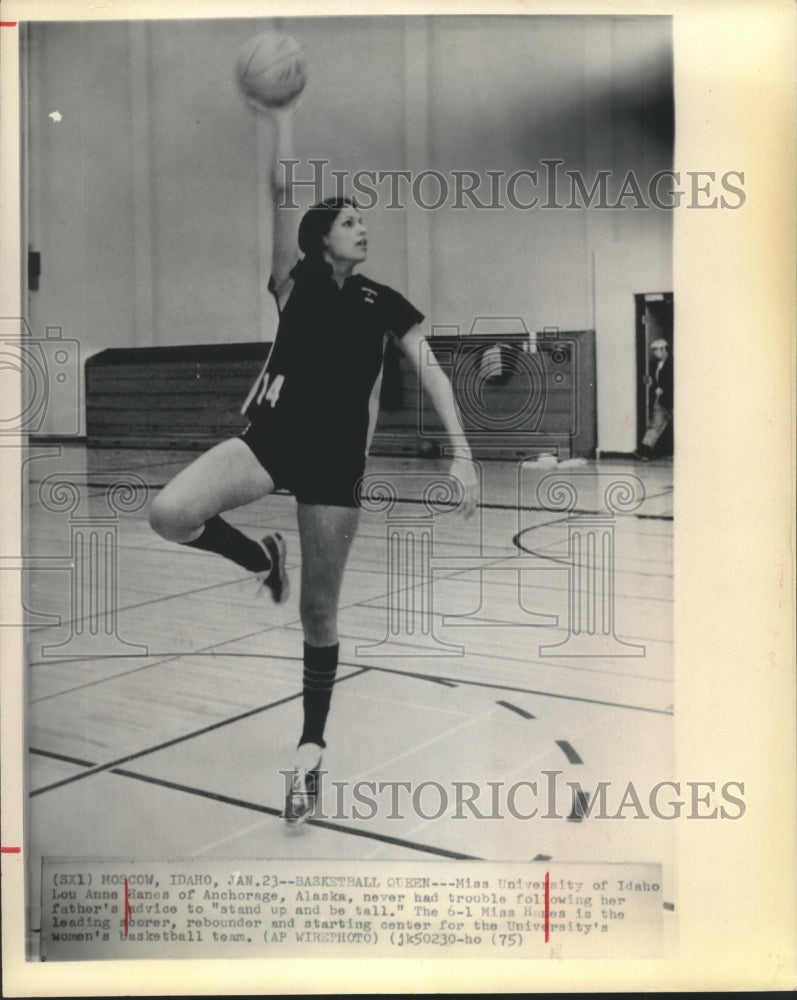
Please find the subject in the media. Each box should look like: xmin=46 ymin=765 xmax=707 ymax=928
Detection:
xmin=235 ymin=31 xmax=307 ymax=108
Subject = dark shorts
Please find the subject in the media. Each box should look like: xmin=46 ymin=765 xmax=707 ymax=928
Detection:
xmin=240 ymin=420 xmax=365 ymax=508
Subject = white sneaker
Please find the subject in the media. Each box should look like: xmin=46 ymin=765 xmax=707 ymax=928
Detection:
xmin=281 ymin=767 xmax=317 ymax=825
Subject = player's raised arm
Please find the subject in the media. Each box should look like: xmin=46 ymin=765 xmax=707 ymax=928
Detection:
xmin=249 ymin=101 xmax=301 ymax=303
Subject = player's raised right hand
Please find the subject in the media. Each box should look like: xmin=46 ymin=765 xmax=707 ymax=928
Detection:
xmin=247 ymin=95 xmax=302 ymax=118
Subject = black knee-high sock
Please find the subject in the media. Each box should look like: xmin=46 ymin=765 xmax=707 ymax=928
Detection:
xmin=298 ymin=642 xmax=339 ymax=751
xmin=182 ymin=515 xmax=269 ymax=573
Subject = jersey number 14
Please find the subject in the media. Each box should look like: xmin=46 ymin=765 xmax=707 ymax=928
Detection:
xmin=257 ymin=373 xmax=285 ymax=409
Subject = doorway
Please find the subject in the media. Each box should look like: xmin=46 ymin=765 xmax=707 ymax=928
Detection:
xmin=635 ymin=292 xmax=674 ymax=456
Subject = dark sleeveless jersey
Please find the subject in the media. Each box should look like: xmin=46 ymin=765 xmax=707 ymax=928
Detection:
xmin=243 ymin=271 xmax=423 ymax=462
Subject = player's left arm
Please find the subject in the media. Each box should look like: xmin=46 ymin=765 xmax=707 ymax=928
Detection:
xmin=397 ymin=325 xmax=478 ymax=517
xmin=365 ymin=352 xmax=385 ymax=456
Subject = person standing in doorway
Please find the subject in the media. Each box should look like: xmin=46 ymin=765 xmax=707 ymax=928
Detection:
xmin=635 ymin=338 xmax=673 ymax=461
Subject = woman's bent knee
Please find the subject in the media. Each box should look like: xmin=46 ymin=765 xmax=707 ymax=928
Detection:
xmin=300 ymin=599 xmax=337 ymax=645
xmin=148 ymin=491 xmax=201 ymax=542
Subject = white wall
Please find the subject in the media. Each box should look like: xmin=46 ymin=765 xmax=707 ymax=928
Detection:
xmin=26 ymin=16 xmax=672 ymax=448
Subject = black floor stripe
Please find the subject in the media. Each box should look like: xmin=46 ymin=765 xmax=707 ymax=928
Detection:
xmin=513 ymin=526 xmax=674 ymax=566
xmin=27 ymin=747 xmax=480 ymax=860
xmin=337 ymin=624 xmax=673 ymax=680
xmin=358 ymin=494 xmax=673 ymax=521
xmin=364 ymin=567 xmax=676 ymax=608
xmin=338 ymin=660 xmax=673 ymax=716
xmin=496 ymin=700 xmax=535 ymax=720
xmin=26 ymin=454 xmax=194 ymax=479
xmin=30 ymin=645 xmax=671 ymax=719
xmin=37 ymin=477 xmax=673 ymax=520
xmin=555 ymin=740 xmax=583 ymax=764
xmin=111 ymin=768 xmax=481 ymax=859
xmin=29 ymin=747 xmax=95 ymax=768
xmin=568 ymin=788 xmax=591 ymax=822
xmin=29 ymin=652 xmax=460 ymax=709
xmin=330 ymin=626 xmax=674 ymax=685
xmin=80 ymin=482 xmax=150 ymax=490
xmin=29 ymin=668 xmax=370 ymax=797
xmin=318 ymin=628 xmax=674 ymax=685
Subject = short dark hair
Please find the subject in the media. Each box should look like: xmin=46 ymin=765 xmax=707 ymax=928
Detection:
xmin=297 ymin=196 xmax=357 ymax=256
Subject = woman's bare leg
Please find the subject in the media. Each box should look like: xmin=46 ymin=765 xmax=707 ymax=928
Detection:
xmin=293 ymin=503 xmax=360 ymax=771
xmin=148 ymin=438 xmax=288 ymax=600
xmin=149 ymin=438 xmax=275 ymax=542
xmin=297 ymin=503 xmax=360 ymax=645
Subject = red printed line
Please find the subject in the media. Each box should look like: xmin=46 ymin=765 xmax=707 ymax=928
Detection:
xmin=544 ymin=870 xmax=550 ymax=943
xmin=1 ymin=846 xmax=21 ymax=853
xmin=124 ymin=877 xmax=132 ymax=936
xmin=0 ymin=22 xmax=19 ymax=27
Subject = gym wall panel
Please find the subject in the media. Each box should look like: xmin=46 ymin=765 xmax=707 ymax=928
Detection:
xmin=145 ymin=20 xmax=266 ymax=345
xmin=25 ymin=22 xmax=139 ymax=433
xmin=427 ymin=16 xmax=592 ymax=334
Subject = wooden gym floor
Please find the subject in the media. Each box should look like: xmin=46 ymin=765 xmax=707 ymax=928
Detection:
xmin=22 ymin=443 xmax=674 ymax=954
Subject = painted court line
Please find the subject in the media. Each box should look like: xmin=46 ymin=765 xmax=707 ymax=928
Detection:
xmin=29 ymin=668 xmax=370 ymax=796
